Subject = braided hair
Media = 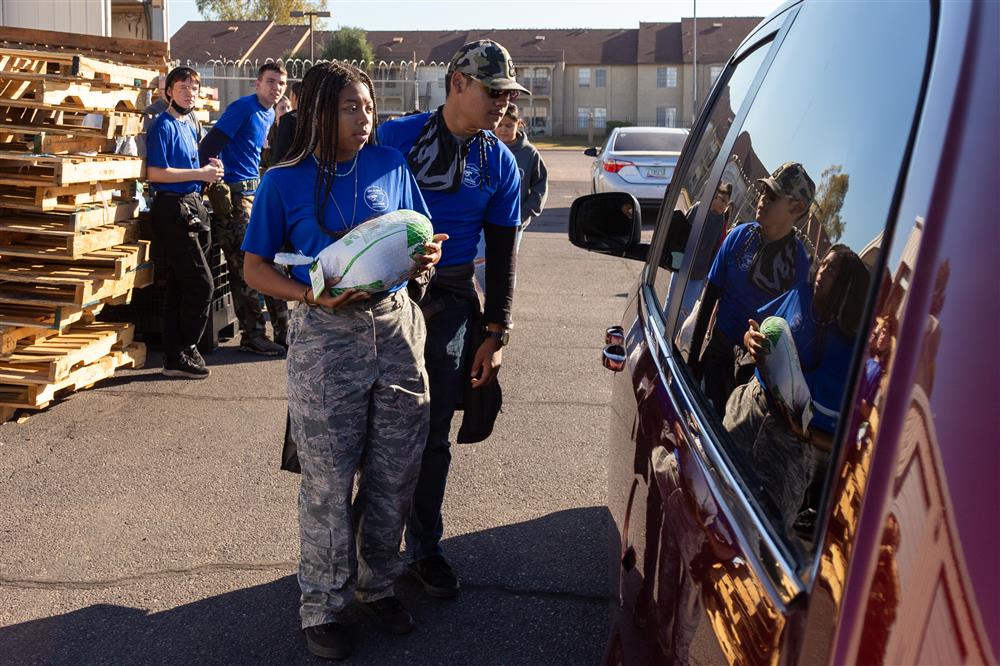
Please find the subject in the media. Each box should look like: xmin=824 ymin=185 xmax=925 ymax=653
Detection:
xmin=273 ymin=61 xmax=379 ymax=236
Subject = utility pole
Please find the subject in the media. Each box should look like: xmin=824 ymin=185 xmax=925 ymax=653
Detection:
xmin=290 ymin=9 xmax=332 ymax=62
xmin=693 ymin=0 xmax=698 ymax=120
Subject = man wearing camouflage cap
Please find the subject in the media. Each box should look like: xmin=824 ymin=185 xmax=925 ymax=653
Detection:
xmin=687 ymin=161 xmax=815 ymax=418
xmin=379 ymin=40 xmax=528 ymax=598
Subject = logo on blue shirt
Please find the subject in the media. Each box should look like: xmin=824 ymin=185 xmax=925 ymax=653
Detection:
xmin=364 ymin=185 xmax=389 ymax=212
xmin=462 ymin=163 xmax=481 ymax=188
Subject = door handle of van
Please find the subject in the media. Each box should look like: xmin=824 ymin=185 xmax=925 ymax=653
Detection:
xmin=602 ymin=344 xmax=626 ymax=372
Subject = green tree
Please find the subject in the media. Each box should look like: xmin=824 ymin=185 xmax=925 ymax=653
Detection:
xmin=321 ymin=27 xmax=374 ymax=64
xmin=813 ymin=164 xmax=850 ymax=243
xmin=195 ymin=0 xmax=328 ymax=24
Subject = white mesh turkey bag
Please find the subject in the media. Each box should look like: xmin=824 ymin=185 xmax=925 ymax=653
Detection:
xmin=276 ymin=209 xmax=434 ymax=295
xmin=758 ymin=316 xmax=813 ymax=433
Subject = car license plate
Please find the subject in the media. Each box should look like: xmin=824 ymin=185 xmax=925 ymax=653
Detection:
xmin=646 ymin=167 xmax=668 ymax=179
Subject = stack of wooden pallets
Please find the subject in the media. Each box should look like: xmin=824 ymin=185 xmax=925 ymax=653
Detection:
xmin=0 ymin=30 xmax=167 ymax=421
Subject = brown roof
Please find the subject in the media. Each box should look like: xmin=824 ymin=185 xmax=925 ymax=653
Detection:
xmin=171 ymin=20 xmax=762 ymax=67
xmin=680 ymin=17 xmax=762 ymax=64
xmin=172 ymin=20 xmax=272 ymax=63
xmin=253 ymin=24 xmax=309 ymax=61
xmin=314 ymin=28 xmax=638 ymax=65
xmin=637 ymin=22 xmax=683 ymax=64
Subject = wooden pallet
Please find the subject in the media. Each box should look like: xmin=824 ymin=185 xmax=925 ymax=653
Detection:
xmin=0 ymin=74 xmax=143 ymax=111
xmin=0 ymin=152 xmax=142 ymax=187
xmin=0 ymin=239 xmax=149 ymax=276
xmin=0 ymin=180 xmax=130 ymax=211
xmin=0 ymin=340 xmax=145 ymax=409
xmin=0 ymin=200 xmax=138 ymax=233
xmin=0 ymin=265 xmax=152 ymax=308
xmin=0 ymin=321 xmax=135 ymax=382
xmin=0 ymin=299 xmax=108 ymax=331
xmin=0 ymin=26 xmax=169 ymax=70
xmin=0 ymin=48 xmax=159 ymax=87
xmin=0 ymin=220 xmax=138 ymax=259
xmin=0 ymin=101 xmax=144 ymax=139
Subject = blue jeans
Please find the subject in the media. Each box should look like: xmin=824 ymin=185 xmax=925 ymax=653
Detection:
xmin=406 ymin=289 xmax=472 ymax=561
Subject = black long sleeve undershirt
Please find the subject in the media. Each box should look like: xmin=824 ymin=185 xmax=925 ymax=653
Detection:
xmin=198 ymin=126 xmax=229 ymax=167
xmin=482 ymin=222 xmax=518 ymax=328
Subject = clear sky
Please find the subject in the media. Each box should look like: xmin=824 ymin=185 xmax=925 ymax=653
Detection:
xmin=168 ymin=0 xmax=785 ymax=37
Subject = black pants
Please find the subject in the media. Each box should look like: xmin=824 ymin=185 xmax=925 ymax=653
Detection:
xmin=701 ymin=326 xmax=756 ymax=419
xmin=149 ymin=193 xmax=214 ymax=357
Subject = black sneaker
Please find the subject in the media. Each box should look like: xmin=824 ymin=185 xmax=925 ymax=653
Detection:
xmin=360 ymin=596 xmax=415 ymax=635
xmin=304 ymin=622 xmax=353 ymax=661
xmin=408 ymin=555 xmax=460 ymax=598
xmin=162 ymin=349 xmax=210 ymax=379
xmin=239 ymin=335 xmax=284 ymax=356
xmin=187 ymin=345 xmax=207 ymax=368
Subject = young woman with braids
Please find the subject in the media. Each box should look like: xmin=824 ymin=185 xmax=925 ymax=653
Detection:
xmin=725 ymin=244 xmax=871 ymax=544
xmin=242 ymin=61 xmax=447 ymax=660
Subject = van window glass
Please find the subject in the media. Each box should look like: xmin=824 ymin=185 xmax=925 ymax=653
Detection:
xmin=650 ymin=41 xmax=770 ymax=302
xmin=613 ymin=131 xmax=687 ymax=152
xmin=671 ymin=1 xmax=930 ymax=561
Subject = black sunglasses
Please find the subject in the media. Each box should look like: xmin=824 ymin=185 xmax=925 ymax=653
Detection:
xmin=465 ymin=74 xmax=520 ymax=101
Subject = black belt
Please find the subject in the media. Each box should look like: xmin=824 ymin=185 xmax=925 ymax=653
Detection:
xmin=152 ymin=189 xmax=201 ymax=199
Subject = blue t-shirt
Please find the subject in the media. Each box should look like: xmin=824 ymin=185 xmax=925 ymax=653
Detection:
xmin=378 ymin=112 xmax=520 ymax=266
xmin=146 ymin=112 xmax=201 ymax=194
xmin=756 ymin=285 xmax=855 ymax=434
xmin=241 ymin=146 xmax=430 ymax=289
xmin=707 ymin=222 xmax=811 ymax=344
xmin=213 ymin=93 xmax=274 ymax=185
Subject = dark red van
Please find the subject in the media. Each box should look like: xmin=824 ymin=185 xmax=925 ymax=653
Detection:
xmin=570 ymin=1 xmax=998 ymax=663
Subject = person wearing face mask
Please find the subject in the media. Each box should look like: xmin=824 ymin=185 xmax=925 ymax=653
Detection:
xmin=378 ymin=40 xmax=527 ymax=599
xmin=199 ymin=63 xmax=289 ymax=356
xmin=145 ymin=67 xmax=224 ymax=378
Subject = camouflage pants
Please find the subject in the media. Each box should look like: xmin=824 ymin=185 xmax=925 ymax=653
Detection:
xmin=287 ymin=290 xmax=430 ymax=628
xmin=213 ymin=189 xmax=289 ymax=342
xmin=723 ymin=378 xmax=817 ymax=539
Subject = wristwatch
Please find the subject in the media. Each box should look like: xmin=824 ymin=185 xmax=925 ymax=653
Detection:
xmin=485 ymin=329 xmax=510 ymax=347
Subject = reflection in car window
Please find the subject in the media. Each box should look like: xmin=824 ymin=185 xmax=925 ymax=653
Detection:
xmin=670 ymin=1 xmax=930 ymax=562
xmin=650 ymin=42 xmax=771 ymax=304
xmin=613 ymin=131 xmax=687 ymax=152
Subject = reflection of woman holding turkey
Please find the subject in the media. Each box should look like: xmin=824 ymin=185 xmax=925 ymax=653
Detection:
xmin=726 ymin=244 xmax=870 ymax=535
xmin=241 ymin=61 xmax=446 ymax=660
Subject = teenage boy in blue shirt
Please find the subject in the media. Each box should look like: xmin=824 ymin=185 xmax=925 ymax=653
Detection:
xmin=379 ymin=40 xmax=527 ymax=598
xmin=145 ymin=67 xmax=225 ymax=378
xmin=199 ymin=63 xmax=288 ymax=356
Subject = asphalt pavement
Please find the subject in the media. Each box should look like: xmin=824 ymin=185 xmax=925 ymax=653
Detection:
xmin=0 ymin=149 xmax=644 ymax=665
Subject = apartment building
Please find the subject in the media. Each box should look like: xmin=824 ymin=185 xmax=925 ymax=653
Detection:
xmin=171 ymin=18 xmax=761 ymax=136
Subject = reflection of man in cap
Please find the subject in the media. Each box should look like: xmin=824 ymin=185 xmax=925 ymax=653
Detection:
xmin=688 ymin=162 xmax=815 ymax=418
xmin=379 ymin=40 xmax=529 ymax=599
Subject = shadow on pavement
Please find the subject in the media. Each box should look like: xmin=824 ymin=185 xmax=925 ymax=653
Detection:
xmin=0 ymin=507 xmax=611 ymax=665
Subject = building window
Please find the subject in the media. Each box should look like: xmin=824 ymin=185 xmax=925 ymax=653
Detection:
xmin=595 ymin=69 xmax=607 ymax=88
xmin=710 ymin=65 xmax=724 ymax=88
xmin=578 ymin=68 xmax=591 ymax=87
xmin=577 ymin=107 xmax=590 ymax=129
xmin=593 ymin=107 xmax=607 ymax=128
xmin=656 ymin=106 xmax=677 ymax=127
xmin=657 ymin=66 xmax=678 ymax=88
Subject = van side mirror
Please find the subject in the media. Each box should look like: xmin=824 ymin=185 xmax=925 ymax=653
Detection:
xmin=583 ymin=147 xmax=599 ymax=157
xmin=568 ymin=192 xmax=648 ymax=262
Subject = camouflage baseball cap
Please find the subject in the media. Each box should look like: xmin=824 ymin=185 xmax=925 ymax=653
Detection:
xmin=756 ymin=162 xmax=815 ymax=205
xmin=448 ymin=40 xmax=531 ymax=95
